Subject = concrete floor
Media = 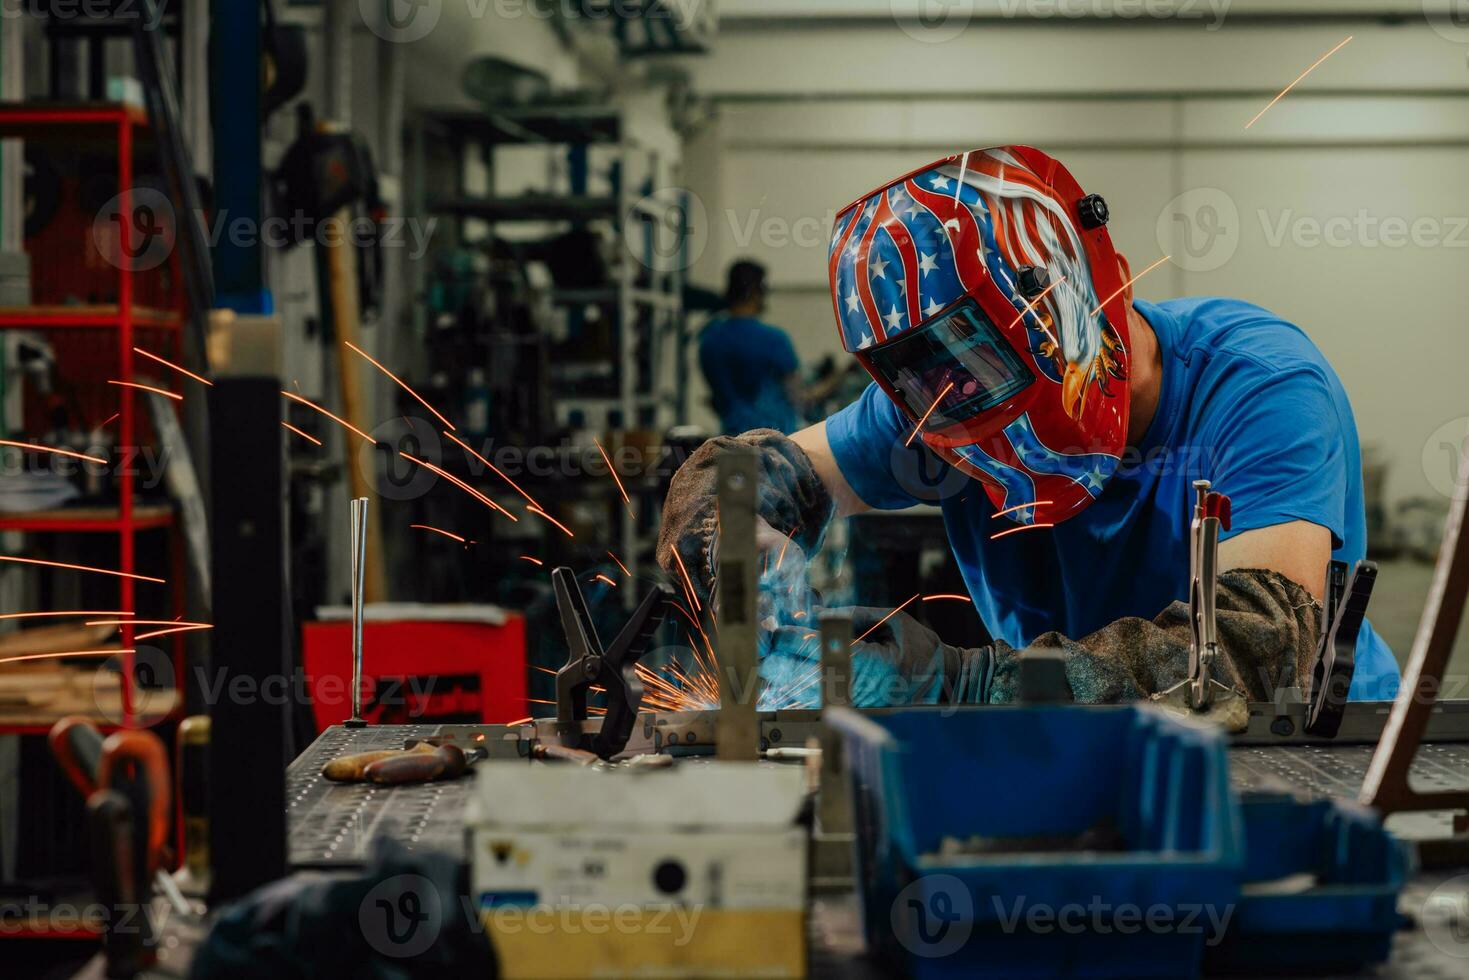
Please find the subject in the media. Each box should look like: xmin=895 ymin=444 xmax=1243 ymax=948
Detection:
xmin=1366 ymin=559 xmax=1469 ymax=694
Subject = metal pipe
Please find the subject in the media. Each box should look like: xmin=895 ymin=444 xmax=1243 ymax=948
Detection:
xmin=715 ymin=450 xmax=759 ymax=761
xmin=346 ymin=496 xmax=369 ymax=727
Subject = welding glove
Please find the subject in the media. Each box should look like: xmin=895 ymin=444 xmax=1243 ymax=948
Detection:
xmin=657 ymin=428 xmax=834 ymax=608
xmin=761 ymin=567 xmax=1320 ymax=709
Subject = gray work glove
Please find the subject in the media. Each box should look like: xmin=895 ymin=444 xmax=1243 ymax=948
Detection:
xmin=656 ymin=429 xmax=834 ymax=607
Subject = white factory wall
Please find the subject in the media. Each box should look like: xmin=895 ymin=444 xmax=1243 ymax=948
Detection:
xmin=679 ymin=11 xmax=1469 ymax=509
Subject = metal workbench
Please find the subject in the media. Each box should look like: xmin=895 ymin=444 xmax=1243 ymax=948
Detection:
xmin=286 ymin=718 xmax=1469 ymax=977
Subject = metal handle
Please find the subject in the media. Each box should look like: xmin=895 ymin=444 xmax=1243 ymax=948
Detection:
xmin=348 ymin=496 xmax=369 ymax=726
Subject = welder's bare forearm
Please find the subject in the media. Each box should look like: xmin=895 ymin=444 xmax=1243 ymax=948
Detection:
xmin=789 ymin=421 xmax=870 ymax=518
xmin=1219 ymin=520 xmax=1332 ymax=601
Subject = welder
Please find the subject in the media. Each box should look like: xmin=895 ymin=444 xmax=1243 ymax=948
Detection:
xmin=658 ymin=145 xmax=1400 ymax=707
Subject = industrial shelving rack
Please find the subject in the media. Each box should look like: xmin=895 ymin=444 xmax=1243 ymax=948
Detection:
xmin=408 ymin=103 xmax=689 ymax=589
xmin=0 ymin=103 xmax=187 ymax=740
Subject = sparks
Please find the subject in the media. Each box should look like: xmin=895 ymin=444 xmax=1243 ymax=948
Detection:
xmin=135 ymin=624 xmax=213 ymax=640
xmin=775 ymin=527 xmax=798 ymax=571
xmin=594 ymin=573 xmax=617 ymax=588
xmin=505 ymin=716 xmax=533 ymax=726
xmin=670 ymin=548 xmax=701 ymax=612
xmin=853 ymin=594 xmax=920 ymax=644
xmin=592 ymin=437 xmax=632 ymax=507
xmin=922 ymin=594 xmax=972 ymax=603
xmin=399 ymin=452 xmax=518 ymax=521
xmin=94 ymin=413 xmax=120 ymax=429
xmin=1089 ymin=255 xmax=1170 ymax=317
xmin=0 ymin=610 xmax=134 ymax=622
xmin=443 ymin=431 xmax=541 ymax=509
xmin=993 ymin=500 xmax=1052 ymax=519
xmin=410 ymin=523 xmax=467 ymax=543
xmin=0 ymin=440 xmax=107 ymax=465
xmin=607 ymin=551 xmax=631 ymax=577
xmin=1005 ymin=274 xmax=1068 ymax=350
xmin=905 ymin=381 xmax=955 ymax=447
xmin=991 ymin=522 xmax=1056 ymax=540
xmin=132 ymin=346 xmax=212 ymax=386
xmin=108 ymin=380 xmax=181 ymax=401
xmin=0 ymin=555 xmax=163 ymax=583
xmin=281 ymin=421 xmax=322 ymax=446
xmin=280 ymin=391 xmax=375 ymax=443
xmin=84 ymin=619 xmax=210 ymax=628
xmin=519 ymin=555 xmax=544 ymax=566
xmin=345 ymin=340 xmax=456 ymax=431
xmin=1246 ymin=35 xmax=1353 ymax=130
xmin=0 ymin=648 xmax=135 ymax=666
xmin=526 ymin=505 xmax=574 ymax=538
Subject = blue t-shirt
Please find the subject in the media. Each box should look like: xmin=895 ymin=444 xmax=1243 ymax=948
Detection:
xmin=827 ymin=297 xmax=1399 ymax=701
xmin=699 ymin=315 xmax=801 ymax=435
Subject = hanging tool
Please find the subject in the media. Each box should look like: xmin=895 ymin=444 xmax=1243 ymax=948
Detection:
xmin=1152 ymin=480 xmax=1249 ymax=730
xmin=1304 ymin=559 xmax=1378 ymax=737
xmin=552 ymin=567 xmax=674 ymax=760
xmin=346 ymin=495 xmax=369 ymax=727
xmin=47 ymin=717 xmax=190 ymax=917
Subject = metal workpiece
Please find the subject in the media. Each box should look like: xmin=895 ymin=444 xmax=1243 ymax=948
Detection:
xmin=715 ymin=449 xmax=761 ymax=761
xmin=816 ymin=613 xmax=855 ymax=875
xmin=346 ymin=496 xmax=369 ymax=728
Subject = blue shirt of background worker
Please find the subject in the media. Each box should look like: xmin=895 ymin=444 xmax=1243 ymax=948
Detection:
xmin=698 ymin=260 xmax=802 ymax=435
xmin=827 ymin=297 xmax=1400 ymax=701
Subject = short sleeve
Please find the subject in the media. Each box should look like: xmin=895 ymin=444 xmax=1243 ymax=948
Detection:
xmin=765 ymin=327 xmax=800 ymax=376
xmin=826 ymin=382 xmax=926 ymax=511
xmin=1203 ymin=363 xmax=1349 ymax=549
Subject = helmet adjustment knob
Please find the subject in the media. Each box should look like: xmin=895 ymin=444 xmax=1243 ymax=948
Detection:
xmin=1017 ymin=265 xmax=1051 ymax=298
xmin=1076 ymin=194 xmax=1109 ymax=229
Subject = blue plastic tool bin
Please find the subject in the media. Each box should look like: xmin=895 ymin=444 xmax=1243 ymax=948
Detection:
xmin=1203 ymin=789 xmax=1413 ymax=972
xmin=827 ymin=705 xmax=1243 ymax=979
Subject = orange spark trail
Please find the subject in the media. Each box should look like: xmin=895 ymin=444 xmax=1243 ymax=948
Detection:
xmin=399 ymin=452 xmax=518 ymax=521
xmin=922 ymin=594 xmax=972 ymax=603
xmin=0 ymin=610 xmax=133 ymax=622
xmin=775 ymin=527 xmax=798 ymax=571
xmin=85 ymin=619 xmax=210 ymax=628
xmin=0 ymin=648 xmax=135 ymax=666
xmin=410 ymin=523 xmax=467 ymax=543
xmin=594 ymin=573 xmax=617 ymax=588
xmin=991 ymin=522 xmax=1056 ymax=540
xmin=95 ymin=413 xmax=120 ymax=429
xmin=526 ymin=505 xmax=573 ymax=538
xmin=592 ymin=438 xmax=632 ymax=507
xmin=345 ymin=340 xmax=456 ymax=431
xmin=505 ymin=716 xmax=533 ymax=726
xmin=443 ymin=431 xmax=541 ymax=509
xmin=607 ymin=552 xmax=631 ymax=577
xmin=132 ymin=346 xmax=213 ymax=386
xmin=1005 ymin=275 xmax=1068 ymax=333
xmin=1246 ymin=35 xmax=1353 ymax=130
xmin=671 ymin=549 xmax=701 ymax=612
xmin=108 ymin=380 xmax=181 ymax=401
xmin=0 ymin=555 xmax=163 ymax=583
xmin=519 ymin=555 xmax=543 ymax=566
xmin=853 ymin=594 xmax=920 ymax=644
xmin=905 ymin=382 xmax=954 ymax=447
xmin=993 ymin=500 xmax=1052 ymax=519
xmin=135 ymin=624 xmax=213 ymax=641
xmin=0 ymin=440 xmax=108 ymax=465
xmin=1089 ymin=255 xmax=1170 ymax=317
xmin=281 ymin=391 xmax=375 ymax=443
xmin=281 ymin=422 xmax=322 ymax=446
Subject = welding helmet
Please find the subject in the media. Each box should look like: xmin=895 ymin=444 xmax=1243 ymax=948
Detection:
xmin=828 ymin=146 xmax=1130 ymax=526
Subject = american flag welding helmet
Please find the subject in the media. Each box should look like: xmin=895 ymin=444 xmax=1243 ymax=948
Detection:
xmin=828 ymin=146 xmax=1131 ymax=526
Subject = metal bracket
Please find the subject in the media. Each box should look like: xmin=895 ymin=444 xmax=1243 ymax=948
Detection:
xmin=1304 ymin=559 xmax=1377 ymax=737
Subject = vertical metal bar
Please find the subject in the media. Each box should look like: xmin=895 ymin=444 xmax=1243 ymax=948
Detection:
xmin=347 ymin=496 xmax=368 ymax=727
xmin=119 ymin=116 xmax=136 ymax=728
xmin=715 ymin=449 xmax=759 ymax=761
xmin=818 ymin=612 xmax=853 ymax=835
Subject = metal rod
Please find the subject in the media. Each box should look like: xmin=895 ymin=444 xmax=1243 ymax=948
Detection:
xmin=347 ymin=496 xmax=369 ymax=727
xmin=715 ymin=450 xmax=760 ymax=761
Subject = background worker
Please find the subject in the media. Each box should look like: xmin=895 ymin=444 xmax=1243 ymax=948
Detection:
xmin=698 ymin=259 xmax=850 ymax=435
xmin=660 ymin=145 xmax=1400 ymax=707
